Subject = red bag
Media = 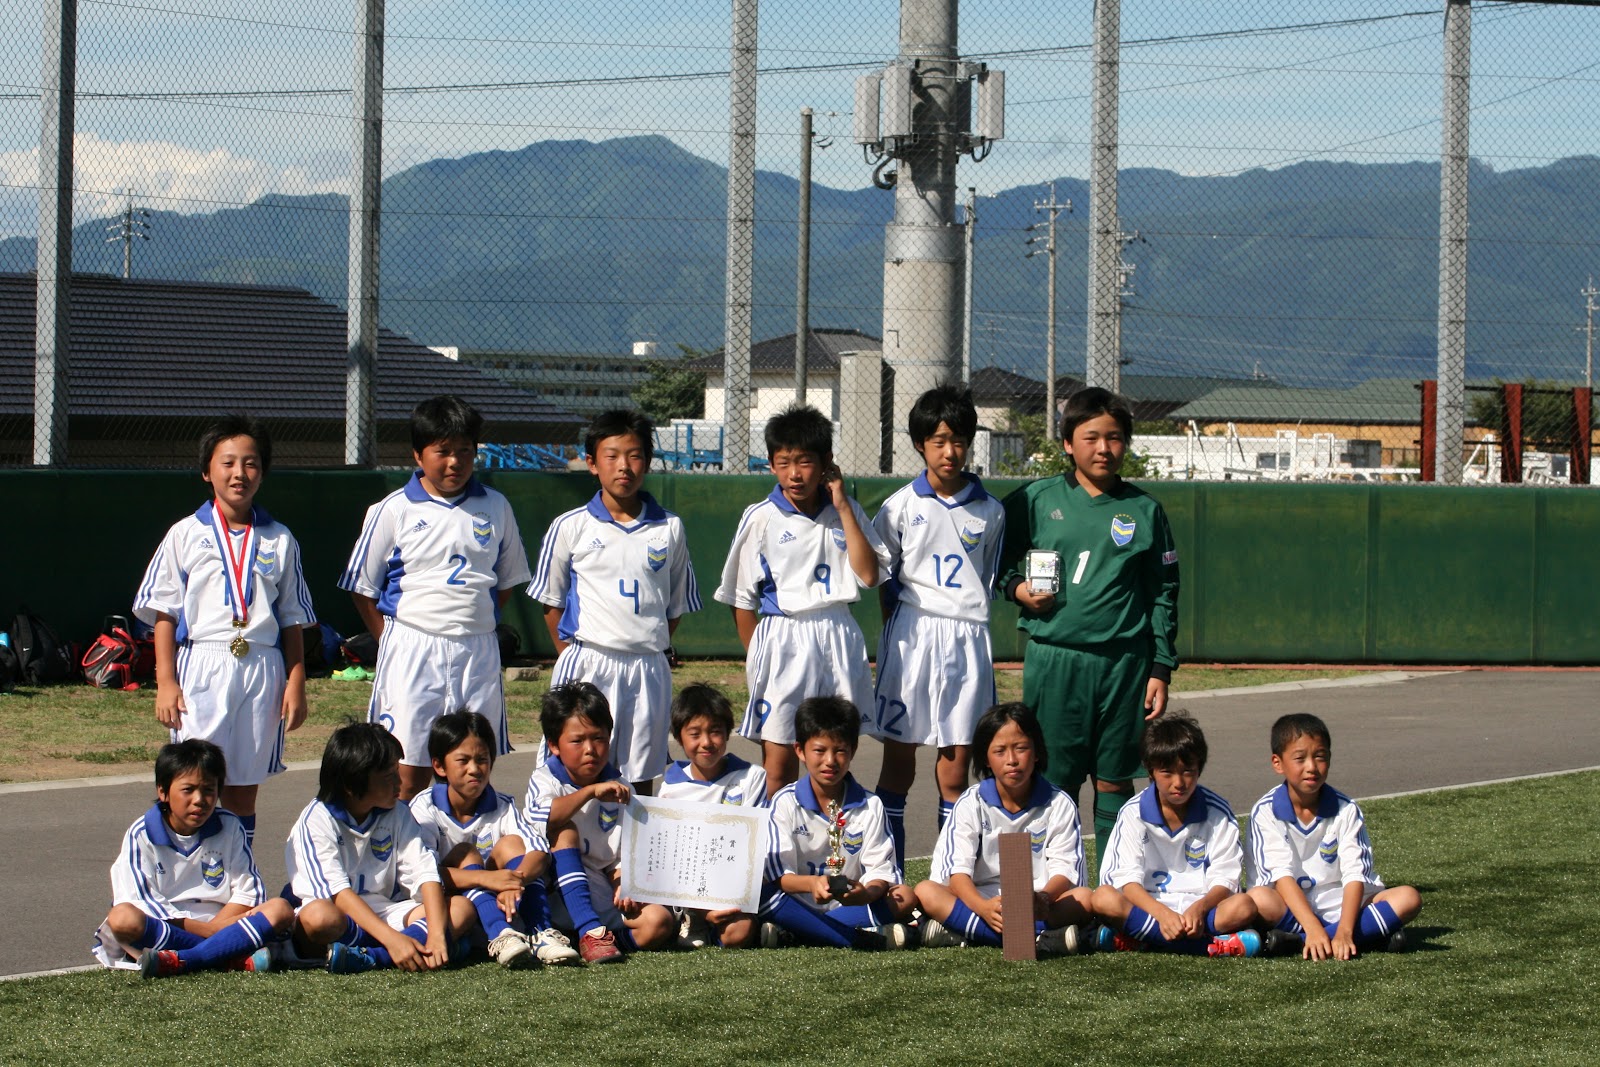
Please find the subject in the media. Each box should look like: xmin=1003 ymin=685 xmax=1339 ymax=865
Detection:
xmin=81 ymin=616 xmax=154 ymax=691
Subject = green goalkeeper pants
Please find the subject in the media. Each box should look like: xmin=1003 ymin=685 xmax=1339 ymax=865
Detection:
xmin=1021 ymin=637 xmax=1153 ymax=797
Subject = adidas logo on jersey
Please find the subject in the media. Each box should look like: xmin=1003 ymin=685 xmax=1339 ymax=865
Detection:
xmin=777 ymin=530 xmax=797 ymax=545
xmin=1049 ymin=508 xmax=1064 ymax=521
xmin=588 ymin=537 xmax=606 ymax=551
xmin=409 ymin=519 xmax=430 ymax=534
xmin=910 ymin=514 xmax=927 ymax=527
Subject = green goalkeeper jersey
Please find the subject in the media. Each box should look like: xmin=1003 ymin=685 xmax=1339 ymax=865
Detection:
xmin=999 ymin=471 xmax=1179 ymax=673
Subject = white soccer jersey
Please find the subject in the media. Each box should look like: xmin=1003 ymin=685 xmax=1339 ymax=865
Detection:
xmin=929 ymin=777 xmax=1086 ymax=896
xmin=658 ymin=754 xmax=768 ymax=808
xmin=1100 ymin=785 xmax=1245 ymax=903
xmin=107 ymin=807 xmax=264 ymax=921
xmin=286 ymin=798 xmax=441 ymax=904
xmin=339 ymin=473 xmax=531 ymax=637
xmin=528 ymin=492 xmax=700 ymax=655
xmin=714 ymin=488 xmax=891 ymax=616
xmin=408 ymin=782 xmax=542 ymax=859
xmin=523 ymin=754 xmax=626 ymax=876
xmin=765 ymin=775 xmax=900 ymax=912
xmin=1249 ymin=783 xmax=1384 ymax=920
xmin=873 ymin=472 xmax=1005 ymax=622
xmin=134 ymin=502 xmax=316 ymax=646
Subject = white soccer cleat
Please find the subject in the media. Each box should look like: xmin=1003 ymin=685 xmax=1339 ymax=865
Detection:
xmin=1036 ymin=924 xmax=1084 ymax=956
xmin=488 ymin=929 xmax=534 ymax=968
xmin=870 ymin=923 xmax=914 ymax=951
xmin=530 ymin=927 xmax=581 ymax=965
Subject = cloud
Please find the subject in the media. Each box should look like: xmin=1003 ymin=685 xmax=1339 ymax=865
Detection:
xmin=0 ymin=131 xmax=348 ymax=225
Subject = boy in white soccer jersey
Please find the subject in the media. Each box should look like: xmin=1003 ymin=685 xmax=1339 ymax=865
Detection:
xmin=94 ymin=740 xmax=293 ymax=976
xmin=760 ymin=696 xmax=916 ymax=950
xmin=916 ymin=704 xmax=1093 ymax=955
xmin=135 ymin=417 xmax=316 ymax=843
xmin=409 ymin=710 xmax=579 ymax=966
xmin=871 ymin=385 xmax=1005 ymax=867
xmin=1247 ymin=713 xmax=1422 ymax=960
xmin=658 ymin=684 xmax=765 ymax=949
xmin=340 ymin=395 xmax=533 ymax=800
xmin=287 ymin=721 xmax=471 ymax=973
xmin=524 ymin=682 xmax=675 ymax=964
xmin=529 ymin=409 xmax=701 ymax=792
xmin=715 ymin=405 xmax=891 ymax=796
xmin=1091 ymin=711 xmax=1261 ymax=957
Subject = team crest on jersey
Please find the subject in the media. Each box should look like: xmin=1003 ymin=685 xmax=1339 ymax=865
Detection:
xmin=1029 ymin=827 xmax=1047 ymax=854
xmin=830 ymin=528 xmax=847 ymax=551
xmin=1110 ymin=514 xmax=1137 ymax=546
xmin=841 ymin=829 xmax=864 ymax=855
xmin=471 ymin=513 xmax=493 ymax=547
xmin=1184 ymin=838 xmax=1208 ymax=869
xmin=371 ymin=833 xmax=394 ymax=861
xmin=1318 ymin=838 xmax=1339 ymax=864
xmin=599 ymin=807 xmax=619 ymax=833
xmin=201 ymin=851 xmax=225 ymax=887
xmin=723 ymin=788 xmax=745 ymax=806
xmin=647 ymin=542 xmax=668 ymax=572
xmin=475 ymin=829 xmax=495 ymax=854
xmin=253 ymin=543 xmax=277 ymax=576
xmin=959 ymin=520 xmax=986 ymax=554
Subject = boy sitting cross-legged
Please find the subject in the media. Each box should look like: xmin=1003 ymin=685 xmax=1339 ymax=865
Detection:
xmin=524 ymin=682 xmax=675 ymax=964
xmin=408 ymin=710 xmax=579 ymax=966
xmin=94 ymin=739 xmax=293 ymax=977
xmin=760 ymin=696 xmax=916 ymax=950
xmin=1246 ymin=713 xmax=1421 ymax=960
xmin=1090 ymin=711 xmax=1262 ymax=957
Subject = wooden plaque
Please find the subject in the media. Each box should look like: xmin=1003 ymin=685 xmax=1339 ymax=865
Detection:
xmin=997 ymin=832 xmax=1037 ymax=961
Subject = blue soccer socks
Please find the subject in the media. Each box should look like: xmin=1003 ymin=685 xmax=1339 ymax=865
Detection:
xmin=552 ymin=848 xmax=605 ymax=939
xmin=876 ymin=789 xmax=908 ymax=869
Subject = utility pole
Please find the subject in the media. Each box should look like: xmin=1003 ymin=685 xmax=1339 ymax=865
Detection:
xmin=106 ymin=190 xmax=150 ymax=278
xmin=1086 ymin=0 xmax=1123 ymax=393
xmin=960 ymin=186 xmax=993 ymax=385
xmin=1582 ymin=276 xmax=1597 ymax=390
xmin=36 ymin=0 xmax=77 ymax=466
xmin=1027 ymin=184 xmax=1069 ymax=443
xmin=345 ymin=0 xmax=384 ymax=467
xmin=795 ymin=107 xmax=813 ymax=405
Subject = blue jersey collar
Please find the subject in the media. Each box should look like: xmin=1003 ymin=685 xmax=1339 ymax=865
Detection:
xmin=766 ymin=484 xmax=832 ymax=519
xmin=402 ymin=470 xmax=487 ymax=505
xmin=977 ymin=774 xmax=1054 ymax=818
xmin=143 ymin=804 xmax=225 ymax=854
xmin=193 ymin=500 xmax=274 ymax=527
xmin=1270 ymin=781 xmax=1339 ymax=825
xmin=545 ymin=751 xmax=622 ymax=788
xmin=1138 ymin=783 xmax=1211 ymax=831
xmin=663 ymin=752 xmax=750 ymax=786
xmin=911 ymin=470 xmax=988 ymax=505
xmin=323 ymin=799 xmax=388 ymax=833
xmin=430 ymin=782 xmax=501 ymax=825
xmin=583 ymin=490 xmax=668 ymax=527
xmin=796 ymin=772 xmax=868 ymax=814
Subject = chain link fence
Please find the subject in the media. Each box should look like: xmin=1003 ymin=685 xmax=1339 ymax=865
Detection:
xmin=3 ymin=1 xmax=1597 ymax=479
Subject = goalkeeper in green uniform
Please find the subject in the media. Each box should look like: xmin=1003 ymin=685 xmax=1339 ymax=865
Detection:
xmin=998 ymin=387 xmax=1180 ymax=861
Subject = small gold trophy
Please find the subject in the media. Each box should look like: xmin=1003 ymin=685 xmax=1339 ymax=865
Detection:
xmin=823 ymin=800 xmax=850 ymax=898
xmin=229 ymin=618 xmax=249 ymax=658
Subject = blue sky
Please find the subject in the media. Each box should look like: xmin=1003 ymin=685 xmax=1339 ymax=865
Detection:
xmin=2 ymin=0 xmax=1598 ymax=238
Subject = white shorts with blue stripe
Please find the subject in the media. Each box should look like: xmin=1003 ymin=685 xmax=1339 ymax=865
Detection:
xmin=739 ymin=606 xmax=873 ymax=745
xmin=869 ymin=605 xmax=995 ymax=748
xmin=550 ymin=641 xmax=671 ymax=784
xmin=174 ymin=640 xmax=287 ymax=786
xmin=368 ymin=618 xmax=508 ymax=767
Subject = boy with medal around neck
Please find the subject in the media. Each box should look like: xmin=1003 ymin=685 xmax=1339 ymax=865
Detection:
xmin=135 ymin=417 xmax=317 ymax=843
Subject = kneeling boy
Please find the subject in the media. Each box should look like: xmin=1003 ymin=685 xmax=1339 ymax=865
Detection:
xmin=1091 ymin=711 xmax=1260 ymax=956
xmin=761 ymin=696 xmax=916 ymax=949
xmin=1247 ymin=713 xmax=1422 ymax=960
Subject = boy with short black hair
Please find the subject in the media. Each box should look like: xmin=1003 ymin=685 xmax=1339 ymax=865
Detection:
xmin=870 ymin=384 xmax=1005 ymax=866
xmin=715 ymin=405 xmax=891 ymax=795
xmin=94 ymin=739 xmax=292 ymax=976
xmin=659 ymin=683 xmax=766 ymax=949
xmin=135 ymin=416 xmax=316 ymax=842
xmin=340 ymin=395 xmax=532 ymax=800
xmin=1091 ymin=711 xmax=1260 ymax=956
xmin=998 ymin=387 xmax=1180 ymax=852
xmin=524 ymin=682 xmax=675 ymax=964
xmin=760 ymin=696 xmax=916 ymax=950
xmin=529 ymin=408 xmax=700 ymax=792
xmin=1247 ymin=713 xmax=1422 ymax=960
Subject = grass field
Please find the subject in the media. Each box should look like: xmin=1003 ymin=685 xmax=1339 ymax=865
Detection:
xmin=0 ymin=663 xmax=1362 ymax=783
xmin=2 ymin=771 xmax=1593 ymax=1066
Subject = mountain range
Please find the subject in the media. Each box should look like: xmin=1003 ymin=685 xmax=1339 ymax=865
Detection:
xmin=3 ymin=135 xmax=1596 ymax=386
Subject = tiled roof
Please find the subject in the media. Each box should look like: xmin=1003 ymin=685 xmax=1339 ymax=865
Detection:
xmin=686 ymin=328 xmax=882 ymax=374
xmin=0 ymin=272 xmax=584 ymax=433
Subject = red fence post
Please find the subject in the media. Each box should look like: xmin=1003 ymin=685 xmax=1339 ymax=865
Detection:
xmin=1574 ymin=387 xmax=1593 ymax=486
xmin=1420 ymin=379 xmax=1437 ymax=482
xmin=1500 ymin=382 xmax=1524 ymax=483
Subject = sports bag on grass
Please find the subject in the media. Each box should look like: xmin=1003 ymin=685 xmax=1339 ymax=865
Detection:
xmin=9 ymin=608 xmax=74 ymax=685
xmin=81 ymin=616 xmax=151 ymax=691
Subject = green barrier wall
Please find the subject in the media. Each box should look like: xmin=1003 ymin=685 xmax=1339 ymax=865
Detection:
xmin=3 ymin=471 xmax=1596 ymax=664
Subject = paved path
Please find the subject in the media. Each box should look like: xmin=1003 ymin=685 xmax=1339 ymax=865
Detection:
xmin=3 ymin=671 xmax=1595 ymax=978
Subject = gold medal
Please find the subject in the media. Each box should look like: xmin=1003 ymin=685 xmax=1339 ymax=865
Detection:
xmin=229 ymin=635 xmax=249 ymax=657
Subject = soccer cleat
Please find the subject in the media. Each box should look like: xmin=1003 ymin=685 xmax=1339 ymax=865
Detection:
xmin=918 ymin=918 xmax=967 ymax=949
xmin=1036 ymin=924 xmax=1084 ymax=957
xmin=677 ymin=910 xmax=713 ymax=951
xmin=1208 ymin=930 xmax=1263 ymax=958
xmin=326 ymin=943 xmax=380 ymax=974
xmin=138 ymin=949 xmax=183 ymax=979
xmin=1384 ymin=928 xmax=1409 ymax=953
xmin=1262 ymin=929 xmax=1304 ymax=957
xmin=578 ymin=928 xmax=625 ymax=964
xmin=1094 ymin=926 xmax=1144 ymax=953
xmin=487 ymin=929 xmax=533 ymax=968
xmin=859 ymin=923 xmax=913 ymax=951
xmin=243 ymin=946 xmax=273 ymax=973
xmin=758 ymin=922 xmax=792 ymax=950
xmin=530 ymin=927 xmax=581 ymax=965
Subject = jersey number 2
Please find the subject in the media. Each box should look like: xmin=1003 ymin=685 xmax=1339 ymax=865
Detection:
xmin=445 ymin=554 xmax=469 ymax=586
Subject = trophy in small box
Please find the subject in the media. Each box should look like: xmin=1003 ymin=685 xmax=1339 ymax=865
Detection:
xmin=1026 ymin=549 xmax=1061 ymax=595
